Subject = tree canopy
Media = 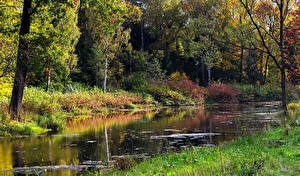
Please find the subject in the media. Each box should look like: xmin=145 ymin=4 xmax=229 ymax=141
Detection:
xmin=0 ymin=0 xmax=299 ymax=119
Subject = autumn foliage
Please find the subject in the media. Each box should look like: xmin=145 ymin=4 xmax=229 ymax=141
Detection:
xmin=167 ymin=80 xmax=207 ymax=101
xmin=286 ymin=7 xmax=300 ymax=85
xmin=208 ymin=82 xmax=240 ymax=102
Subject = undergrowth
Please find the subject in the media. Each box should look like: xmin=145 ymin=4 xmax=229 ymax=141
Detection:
xmin=234 ymin=84 xmax=299 ymax=102
xmin=0 ymin=81 xmax=204 ymax=136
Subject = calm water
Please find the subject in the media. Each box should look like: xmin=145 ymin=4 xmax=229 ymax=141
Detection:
xmin=0 ymin=103 xmax=281 ymax=176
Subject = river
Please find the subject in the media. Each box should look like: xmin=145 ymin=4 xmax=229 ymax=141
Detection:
xmin=0 ymin=103 xmax=281 ymax=176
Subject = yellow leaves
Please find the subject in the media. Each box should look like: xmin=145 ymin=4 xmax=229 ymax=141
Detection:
xmin=254 ymin=0 xmax=276 ymax=19
xmin=228 ymin=0 xmax=238 ymax=7
xmin=215 ymin=59 xmax=234 ymax=70
xmin=0 ymin=77 xmax=13 ymax=101
xmin=125 ymin=3 xmax=142 ymax=22
xmin=164 ymin=0 xmax=181 ymax=10
xmin=170 ymin=72 xmax=189 ymax=81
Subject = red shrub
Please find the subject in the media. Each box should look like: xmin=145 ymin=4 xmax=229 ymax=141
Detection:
xmin=167 ymin=80 xmax=207 ymax=102
xmin=208 ymin=83 xmax=240 ymax=102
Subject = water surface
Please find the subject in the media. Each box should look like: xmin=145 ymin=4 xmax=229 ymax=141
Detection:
xmin=0 ymin=103 xmax=281 ymax=175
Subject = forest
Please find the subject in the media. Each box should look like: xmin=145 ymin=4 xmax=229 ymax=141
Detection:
xmin=0 ymin=0 xmax=299 ymax=175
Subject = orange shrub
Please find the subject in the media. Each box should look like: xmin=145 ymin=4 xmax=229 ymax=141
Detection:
xmin=59 ymin=91 xmax=144 ymax=112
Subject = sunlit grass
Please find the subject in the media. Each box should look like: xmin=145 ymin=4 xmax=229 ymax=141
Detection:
xmin=88 ymin=126 xmax=300 ymax=176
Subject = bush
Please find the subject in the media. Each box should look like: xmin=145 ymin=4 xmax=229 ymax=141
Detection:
xmin=0 ymin=121 xmax=48 ymax=136
xmin=63 ymin=82 xmax=93 ymax=93
xmin=288 ymin=103 xmax=300 ymax=118
xmin=287 ymin=85 xmax=300 ymax=101
xmin=23 ymin=87 xmax=62 ymax=114
xmin=59 ymin=91 xmax=96 ymax=111
xmin=147 ymin=86 xmax=195 ymax=106
xmin=124 ymin=103 xmax=137 ymax=109
xmin=288 ymin=102 xmax=300 ymax=126
xmin=167 ymin=80 xmax=206 ymax=104
xmin=169 ymin=72 xmax=189 ymax=81
xmin=121 ymin=72 xmax=148 ymax=91
xmin=133 ymin=92 xmax=157 ymax=105
xmin=288 ymin=102 xmax=300 ymax=111
xmin=34 ymin=113 xmax=66 ymax=132
xmin=207 ymin=82 xmax=240 ymax=102
xmin=0 ymin=77 xmax=13 ymax=102
xmin=233 ymin=84 xmax=299 ymax=102
xmin=109 ymin=91 xmax=144 ymax=107
xmin=0 ymin=104 xmax=10 ymax=123
xmin=59 ymin=90 xmax=144 ymax=112
xmin=115 ymin=157 xmax=135 ymax=170
xmin=234 ymin=84 xmax=280 ymax=102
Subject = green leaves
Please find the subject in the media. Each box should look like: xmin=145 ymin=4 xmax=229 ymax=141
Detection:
xmin=76 ymin=0 xmax=142 ymax=87
xmin=0 ymin=0 xmax=21 ymax=78
xmin=26 ymin=0 xmax=80 ymax=85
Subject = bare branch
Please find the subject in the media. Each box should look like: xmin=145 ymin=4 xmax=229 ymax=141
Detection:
xmin=214 ymin=38 xmax=269 ymax=55
xmin=259 ymin=26 xmax=280 ymax=45
xmin=238 ymin=0 xmax=282 ymax=69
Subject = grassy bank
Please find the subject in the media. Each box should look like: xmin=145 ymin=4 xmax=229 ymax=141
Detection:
xmin=0 ymin=80 xmax=205 ymax=136
xmin=86 ymin=102 xmax=300 ymax=176
xmin=93 ymin=127 xmax=300 ymax=176
xmin=0 ymin=81 xmax=298 ymax=136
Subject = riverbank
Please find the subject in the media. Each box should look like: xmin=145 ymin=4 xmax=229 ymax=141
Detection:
xmin=90 ymin=127 xmax=300 ymax=176
xmin=0 ymin=82 xmax=298 ymax=136
xmin=0 ymin=82 xmax=204 ymax=136
xmin=85 ymin=103 xmax=300 ymax=176
xmin=0 ymin=103 xmax=283 ymax=175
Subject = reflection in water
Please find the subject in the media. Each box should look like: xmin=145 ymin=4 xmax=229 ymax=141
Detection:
xmin=104 ymin=126 xmax=110 ymax=166
xmin=0 ymin=104 xmax=280 ymax=175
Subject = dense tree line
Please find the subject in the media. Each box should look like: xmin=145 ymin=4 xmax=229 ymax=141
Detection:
xmin=0 ymin=0 xmax=299 ymax=119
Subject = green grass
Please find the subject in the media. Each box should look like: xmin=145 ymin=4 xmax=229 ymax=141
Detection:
xmin=86 ymin=126 xmax=300 ymax=176
xmin=0 ymin=121 xmax=50 ymax=137
xmin=34 ymin=112 xmax=67 ymax=132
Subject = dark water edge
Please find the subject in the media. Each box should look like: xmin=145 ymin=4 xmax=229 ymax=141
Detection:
xmin=0 ymin=103 xmax=281 ymax=176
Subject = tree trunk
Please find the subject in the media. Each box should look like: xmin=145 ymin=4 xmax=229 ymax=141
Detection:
xmin=96 ymin=60 xmax=100 ymax=87
xmin=141 ymin=21 xmax=144 ymax=51
xmin=129 ymin=57 xmax=132 ymax=74
xmin=263 ymin=55 xmax=269 ymax=84
xmin=103 ymin=38 xmax=109 ymax=93
xmin=9 ymin=0 xmax=32 ymax=121
xmin=279 ymin=0 xmax=288 ymax=115
xmin=103 ymin=56 xmax=108 ymax=92
xmin=46 ymin=70 xmax=51 ymax=92
xmin=239 ymin=47 xmax=244 ymax=83
xmin=281 ymin=68 xmax=289 ymax=136
xmin=259 ymin=52 xmax=264 ymax=85
xmin=281 ymin=69 xmax=288 ymax=114
xmin=207 ymin=66 xmax=211 ymax=85
xmin=104 ymin=126 xmax=110 ymax=166
xmin=201 ymin=59 xmax=207 ymax=86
